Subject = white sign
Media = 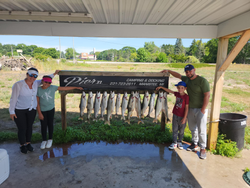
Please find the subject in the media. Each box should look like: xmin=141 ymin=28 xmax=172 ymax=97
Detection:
xmin=17 ymin=50 xmax=23 ymax=53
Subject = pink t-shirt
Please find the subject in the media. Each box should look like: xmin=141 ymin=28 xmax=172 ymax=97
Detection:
xmin=172 ymin=92 xmax=189 ymax=117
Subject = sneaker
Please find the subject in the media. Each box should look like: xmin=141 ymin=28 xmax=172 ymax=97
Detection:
xmin=20 ymin=145 xmax=27 ymax=154
xmin=45 ymin=140 xmax=53 ymax=148
xmin=177 ymin=142 xmax=183 ymax=150
xmin=200 ymin=148 xmax=207 ymax=159
xmin=169 ymin=143 xmax=177 ymax=150
xmin=186 ymin=143 xmax=198 ymax=151
xmin=26 ymin=143 xmax=34 ymax=152
xmin=40 ymin=141 xmax=47 ymax=149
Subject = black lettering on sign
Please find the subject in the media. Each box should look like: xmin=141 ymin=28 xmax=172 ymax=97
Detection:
xmin=60 ymin=75 xmax=168 ymax=91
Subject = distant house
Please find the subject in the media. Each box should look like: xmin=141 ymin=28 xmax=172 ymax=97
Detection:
xmin=79 ymin=53 xmax=95 ymax=60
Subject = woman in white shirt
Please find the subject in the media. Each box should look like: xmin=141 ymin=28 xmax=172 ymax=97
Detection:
xmin=9 ymin=67 xmax=59 ymax=154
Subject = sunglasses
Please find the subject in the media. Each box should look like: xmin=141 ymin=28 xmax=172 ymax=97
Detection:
xmin=44 ymin=81 xmax=51 ymax=84
xmin=28 ymin=73 xmax=38 ymax=78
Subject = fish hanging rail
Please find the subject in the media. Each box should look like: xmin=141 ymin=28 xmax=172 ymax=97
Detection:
xmin=58 ymin=70 xmax=170 ymax=131
xmin=58 ymin=70 xmax=169 ymax=94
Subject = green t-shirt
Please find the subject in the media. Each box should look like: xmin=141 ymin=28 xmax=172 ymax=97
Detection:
xmin=37 ymin=85 xmax=59 ymax=111
xmin=181 ymin=75 xmax=210 ymax=108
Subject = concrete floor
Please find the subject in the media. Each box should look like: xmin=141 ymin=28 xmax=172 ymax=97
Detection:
xmin=0 ymin=141 xmax=249 ymax=188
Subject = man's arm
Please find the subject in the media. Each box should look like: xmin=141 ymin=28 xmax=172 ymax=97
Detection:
xmin=160 ymin=70 xmax=182 ymax=79
xmin=201 ymin=91 xmax=210 ymax=114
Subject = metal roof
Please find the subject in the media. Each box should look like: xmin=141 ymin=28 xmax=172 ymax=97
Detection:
xmin=0 ymin=0 xmax=250 ymax=38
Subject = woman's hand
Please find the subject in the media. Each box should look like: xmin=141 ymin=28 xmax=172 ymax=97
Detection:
xmin=54 ymin=70 xmax=60 ymax=75
xmin=10 ymin=114 xmax=17 ymax=121
xmin=38 ymin=113 xmax=44 ymax=120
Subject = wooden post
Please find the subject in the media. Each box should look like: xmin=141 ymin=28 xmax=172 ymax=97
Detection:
xmin=208 ymin=29 xmax=250 ymax=149
xmin=207 ymin=37 xmax=228 ymax=150
xmin=61 ymin=93 xmax=67 ymax=130
xmin=161 ymin=112 xmax=165 ymax=132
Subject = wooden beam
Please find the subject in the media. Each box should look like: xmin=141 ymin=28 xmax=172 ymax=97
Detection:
xmin=223 ymin=31 xmax=243 ymax=39
xmin=219 ymin=29 xmax=250 ymax=72
xmin=208 ymin=37 xmax=228 ymax=150
xmin=61 ymin=93 xmax=67 ymax=130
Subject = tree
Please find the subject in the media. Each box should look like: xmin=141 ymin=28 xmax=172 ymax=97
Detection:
xmin=188 ymin=39 xmax=197 ymax=56
xmin=196 ymin=39 xmax=203 ymax=60
xmin=202 ymin=39 xmax=218 ymax=63
xmin=174 ymin=38 xmax=185 ymax=55
xmin=65 ymin=48 xmax=77 ymax=59
xmin=144 ymin=42 xmax=159 ymax=53
xmin=42 ymin=48 xmax=57 ymax=58
xmin=136 ymin=48 xmax=147 ymax=62
xmin=130 ymin=52 xmax=137 ymax=62
xmin=33 ymin=47 xmax=45 ymax=56
xmin=161 ymin=44 xmax=174 ymax=55
xmin=156 ymin=52 xmax=168 ymax=62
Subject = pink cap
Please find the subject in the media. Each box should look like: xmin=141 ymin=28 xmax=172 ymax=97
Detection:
xmin=42 ymin=77 xmax=52 ymax=83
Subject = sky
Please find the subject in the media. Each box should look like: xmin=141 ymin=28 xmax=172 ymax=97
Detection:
xmin=0 ymin=35 xmax=211 ymax=54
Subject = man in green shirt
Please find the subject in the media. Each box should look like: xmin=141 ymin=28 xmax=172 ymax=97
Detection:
xmin=161 ymin=64 xmax=210 ymax=159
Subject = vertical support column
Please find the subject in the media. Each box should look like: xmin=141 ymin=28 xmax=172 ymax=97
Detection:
xmin=161 ymin=112 xmax=166 ymax=132
xmin=61 ymin=93 xmax=67 ymax=130
xmin=207 ymin=38 xmax=228 ymax=150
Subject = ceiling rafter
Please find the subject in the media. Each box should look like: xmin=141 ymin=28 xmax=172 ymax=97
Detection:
xmin=11 ymin=0 xmax=28 ymax=11
xmin=144 ymin=0 xmax=159 ymax=25
xmin=169 ymin=0 xmax=197 ymax=24
xmin=156 ymin=0 xmax=176 ymax=25
xmin=119 ymin=0 xmax=121 ymax=24
xmin=100 ymin=0 xmax=108 ymax=24
xmin=81 ymin=0 xmax=96 ymax=24
xmin=207 ymin=1 xmax=250 ymax=25
xmin=132 ymin=0 xmax=140 ymax=24
xmin=0 ymin=3 xmax=11 ymax=11
xmin=194 ymin=0 xmax=237 ymax=24
xmin=64 ymin=0 xmax=75 ymax=13
xmin=46 ymin=0 xmax=59 ymax=12
xmin=182 ymin=0 xmax=216 ymax=24
xmin=28 ymin=0 xmax=44 ymax=11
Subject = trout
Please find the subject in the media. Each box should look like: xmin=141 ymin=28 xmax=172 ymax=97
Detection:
xmin=162 ymin=92 xmax=171 ymax=122
xmin=87 ymin=91 xmax=94 ymax=121
xmin=79 ymin=91 xmax=87 ymax=120
xmin=121 ymin=92 xmax=128 ymax=120
xmin=135 ymin=92 xmax=144 ymax=124
xmin=115 ymin=93 xmax=121 ymax=118
xmin=153 ymin=91 xmax=164 ymax=123
xmin=93 ymin=91 xmax=101 ymax=121
xmin=100 ymin=91 xmax=108 ymax=121
xmin=105 ymin=91 xmax=115 ymax=125
xmin=125 ymin=91 xmax=135 ymax=124
xmin=147 ymin=93 xmax=155 ymax=117
xmin=141 ymin=91 xmax=149 ymax=118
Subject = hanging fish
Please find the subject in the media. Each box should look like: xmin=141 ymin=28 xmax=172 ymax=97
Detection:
xmin=141 ymin=91 xmax=149 ymax=118
xmin=93 ymin=91 xmax=101 ymax=121
xmin=135 ymin=92 xmax=144 ymax=124
xmin=163 ymin=92 xmax=171 ymax=122
xmin=105 ymin=91 xmax=115 ymax=125
xmin=86 ymin=91 xmax=94 ymax=121
xmin=100 ymin=91 xmax=108 ymax=121
xmin=125 ymin=91 xmax=135 ymax=124
xmin=115 ymin=93 xmax=121 ymax=118
xmin=153 ymin=91 xmax=164 ymax=123
xmin=121 ymin=92 xmax=128 ymax=120
xmin=79 ymin=91 xmax=87 ymax=120
xmin=147 ymin=93 xmax=155 ymax=118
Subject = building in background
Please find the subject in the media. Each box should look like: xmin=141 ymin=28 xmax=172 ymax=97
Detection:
xmin=79 ymin=52 xmax=95 ymax=60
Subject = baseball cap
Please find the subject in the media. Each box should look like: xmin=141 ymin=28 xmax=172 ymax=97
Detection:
xmin=184 ymin=64 xmax=194 ymax=71
xmin=175 ymin=81 xmax=187 ymax=87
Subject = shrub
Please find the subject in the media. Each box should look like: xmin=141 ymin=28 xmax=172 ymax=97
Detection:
xmin=186 ymin=56 xmax=200 ymax=64
xmin=211 ymin=134 xmax=238 ymax=158
xmin=61 ymin=59 xmax=66 ymax=63
xmin=34 ymin=53 xmax=52 ymax=61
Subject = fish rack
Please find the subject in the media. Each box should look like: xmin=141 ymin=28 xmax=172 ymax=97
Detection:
xmin=58 ymin=70 xmax=170 ymax=131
